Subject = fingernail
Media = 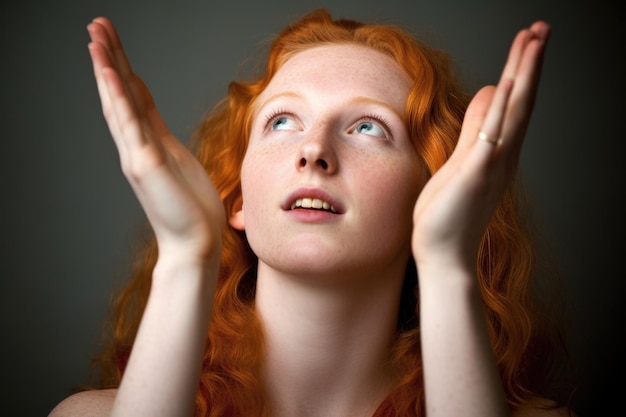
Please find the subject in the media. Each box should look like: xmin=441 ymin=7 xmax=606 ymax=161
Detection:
xmin=536 ymin=23 xmax=551 ymax=41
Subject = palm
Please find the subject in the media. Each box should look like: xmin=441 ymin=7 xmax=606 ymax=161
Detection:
xmin=412 ymin=22 xmax=550 ymax=268
xmin=87 ymin=18 xmax=225 ymax=262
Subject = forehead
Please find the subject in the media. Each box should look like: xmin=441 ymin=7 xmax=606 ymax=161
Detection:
xmin=256 ymin=44 xmax=412 ymax=111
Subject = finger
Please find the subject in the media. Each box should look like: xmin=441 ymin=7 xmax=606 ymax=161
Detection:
xmin=456 ymin=86 xmax=495 ymax=151
xmin=507 ymin=22 xmax=550 ymax=105
xmin=500 ymin=27 xmax=535 ymax=82
xmin=94 ymin=17 xmax=151 ymax=115
xmin=87 ymin=21 xmax=115 ymax=72
xmin=529 ymin=21 xmax=551 ymax=43
xmin=88 ymin=41 xmax=129 ymax=164
xmin=500 ymin=21 xmax=550 ymax=89
xmin=500 ymin=26 xmax=550 ymax=155
xmin=102 ymin=66 xmax=149 ymax=154
xmin=88 ymin=19 xmax=148 ymax=116
xmin=455 ymin=23 xmax=544 ymax=156
xmin=476 ymin=77 xmax=514 ymax=150
xmin=91 ymin=17 xmax=134 ymax=84
xmin=87 ymin=22 xmax=127 ymax=119
xmin=478 ymin=22 xmax=549 ymax=147
xmin=130 ymin=74 xmax=170 ymax=137
xmin=87 ymin=41 xmax=115 ymax=120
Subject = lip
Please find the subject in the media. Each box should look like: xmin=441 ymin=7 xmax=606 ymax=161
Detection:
xmin=282 ymin=187 xmax=344 ymax=215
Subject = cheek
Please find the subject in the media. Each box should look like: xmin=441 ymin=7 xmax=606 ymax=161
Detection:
xmin=240 ymin=156 xmax=265 ymax=212
xmin=348 ymin=157 xmax=422 ymax=258
xmin=239 ymin=148 xmax=282 ymax=225
xmin=241 ymin=145 xmax=272 ymax=189
xmin=357 ymin=154 xmax=424 ymax=207
xmin=356 ymin=157 xmax=425 ymax=244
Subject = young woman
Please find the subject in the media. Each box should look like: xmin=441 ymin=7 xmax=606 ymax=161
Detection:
xmin=50 ymin=8 xmax=577 ymax=417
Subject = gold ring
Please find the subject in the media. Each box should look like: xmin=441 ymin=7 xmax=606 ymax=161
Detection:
xmin=478 ymin=131 xmax=500 ymax=146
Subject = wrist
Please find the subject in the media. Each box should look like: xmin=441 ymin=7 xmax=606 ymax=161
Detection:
xmin=415 ymin=260 xmax=479 ymax=291
xmin=151 ymin=253 xmax=219 ymax=294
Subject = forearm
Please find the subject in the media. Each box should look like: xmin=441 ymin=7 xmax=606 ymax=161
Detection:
xmin=418 ymin=265 xmax=509 ymax=417
xmin=110 ymin=257 xmax=217 ymax=417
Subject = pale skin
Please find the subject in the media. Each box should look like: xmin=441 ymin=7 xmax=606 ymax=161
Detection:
xmin=49 ymin=16 xmax=574 ymax=417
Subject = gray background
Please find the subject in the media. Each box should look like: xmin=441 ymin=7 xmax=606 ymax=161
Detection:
xmin=1 ymin=0 xmax=622 ymax=415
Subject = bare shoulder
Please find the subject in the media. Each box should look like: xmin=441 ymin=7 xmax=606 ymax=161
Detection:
xmin=48 ymin=389 xmax=117 ymax=417
xmin=512 ymin=397 xmax=579 ymax=417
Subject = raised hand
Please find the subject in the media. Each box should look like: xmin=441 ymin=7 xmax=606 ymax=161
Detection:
xmin=412 ymin=22 xmax=551 ymax=269
xmin=87 ymin=18 xmax=225 ymax=264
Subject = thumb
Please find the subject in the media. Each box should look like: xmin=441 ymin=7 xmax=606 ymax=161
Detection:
xmin=455 ymin=85 xmax=496 ymax=154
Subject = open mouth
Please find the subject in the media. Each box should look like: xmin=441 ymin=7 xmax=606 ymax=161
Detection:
xmin=290 ymin=197 xmax=337 ymax=213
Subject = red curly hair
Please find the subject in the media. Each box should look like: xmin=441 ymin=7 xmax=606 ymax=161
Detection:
xmin=92 ymin=8 xmax=574 ymax=416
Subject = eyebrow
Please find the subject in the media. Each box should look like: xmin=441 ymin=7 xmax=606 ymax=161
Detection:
xmin=254 ymin=92 xmax=405 ymax=121
xmin=350 ymin=96 xmax=405 ymax=121
xmin=254 ymin=91 xmax=303 ymax=116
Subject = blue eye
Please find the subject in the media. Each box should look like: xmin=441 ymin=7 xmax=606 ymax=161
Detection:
xmin=355 ymin=121 xmax=386 ymax=138
xmin=270 ymin=115 xmax=298 ymax=131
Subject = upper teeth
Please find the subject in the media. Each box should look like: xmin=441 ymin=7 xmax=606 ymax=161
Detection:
xmin=291 ymin=198 xmax=336 ymax=212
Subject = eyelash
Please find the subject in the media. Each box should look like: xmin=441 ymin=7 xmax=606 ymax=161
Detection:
xmin=357 ymin=114 xmax=393 ymax=136
xmin=262 ymin=109 xmax=393 ymax=136
xmin=263 ymin=108 xmax=292 ymax=129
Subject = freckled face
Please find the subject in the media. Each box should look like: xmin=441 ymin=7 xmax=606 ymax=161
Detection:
xmin=234 ymin=44 xmax=426 ymax=280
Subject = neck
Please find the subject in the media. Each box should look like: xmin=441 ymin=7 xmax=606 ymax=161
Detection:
xmin=255 ymin=262 xmax=406 ymax=417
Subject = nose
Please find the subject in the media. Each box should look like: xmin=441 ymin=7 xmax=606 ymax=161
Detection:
xmin=297 ymin=125 xmax=337 ymax=174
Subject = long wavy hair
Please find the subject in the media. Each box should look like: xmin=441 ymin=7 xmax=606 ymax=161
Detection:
xmin=92 ymin=8 xmax=575 ymax=416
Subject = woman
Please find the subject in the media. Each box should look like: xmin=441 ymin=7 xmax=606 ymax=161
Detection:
xmin=50 ymin=8 xmax=577 ymax=417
